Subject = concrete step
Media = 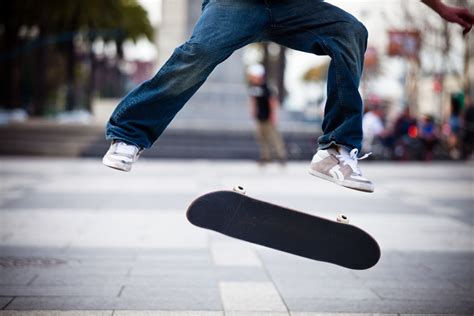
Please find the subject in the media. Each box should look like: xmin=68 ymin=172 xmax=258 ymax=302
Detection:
xmin=0 ymin=121 xmax=319 ymax=160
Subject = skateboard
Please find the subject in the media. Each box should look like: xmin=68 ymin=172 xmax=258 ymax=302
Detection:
xmin=186 ymin=187 xmax=380 ymax=270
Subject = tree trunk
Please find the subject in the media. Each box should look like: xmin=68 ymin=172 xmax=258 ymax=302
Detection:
xmin=4 ymin=27 xmax=21 ymax=109
xmin=65 ymin=36 xmax=76 ymax=111
xmin=33 ymin=29 xmax=48 ymax=116
xmin=85 ymin=40 xmax=97 ymax=112
xmin=276 ymin=46 xmax=286 ymax=103
xmin=463 ymin=32 xmax=473 ymax=98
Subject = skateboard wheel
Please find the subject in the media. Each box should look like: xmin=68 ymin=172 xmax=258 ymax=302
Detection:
xmin=336 ymin=214 xmax=349 ymax=224
xmin=233 ymin=185 xmax=246 ymax=195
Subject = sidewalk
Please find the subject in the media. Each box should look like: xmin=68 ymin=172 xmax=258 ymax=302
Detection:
xmin=0 ymin=158 xmax=473 ymax=314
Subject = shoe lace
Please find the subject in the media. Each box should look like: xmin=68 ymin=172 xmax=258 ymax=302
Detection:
xmin=336 ymin=148 xmax=371 ymax=175
xmin=114 ymin=142 xmax=138 ymax=156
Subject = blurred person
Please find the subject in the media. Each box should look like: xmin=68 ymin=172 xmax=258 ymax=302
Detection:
xmin=392 ymin=107 xmax=419 ymax=160
xmin=462 ymin=98 xmax=474 ymax=159
xmin=446 ymin=94 xmax=463 ymax=159
xmin=103 ymin=0 xmax=474 ymax=193
xmin=362 ymin=103 xmax=385 ymax=153
xmin=247 ymin=64 xmax=287 ymax=165
xmin=393 ymin=107 xmax=417 ymax=141
xmin=419 ymin=114 xmax=439 ymax=160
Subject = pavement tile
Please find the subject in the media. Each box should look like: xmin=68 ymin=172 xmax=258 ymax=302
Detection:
xmin=131 ymin=251 xmax=211 ymax=267
xmin=275 ymin=283 xmax=378 ymax=300
xmin=0 ymin=246 xmax=67 ymax=256
xmin=0 ymin=271 xmax=37 ymax=285
xmin=60 ymin=248 xmax=138 ymax=258
xmin=450 ymin=278 xmax=474 ymax=291
xmin=135 ymin=250 xmax=210 ymax=262
xmin=263 ymin=265 xmax=357 ymax=281
xmin=400 ymin=314 xmax=472 ymax=316
xmin=284 ymin=298 xmax=474 ymax=313
xmin=225 ymin=312 xmax=289 ymax=316
xmin=362 ymin=278 xmax=460 ymax=290
xmin=0 ymin=285 xmax=121 ymax=296
xmin=270 ymin=278 xmax=363 ymax=289
xmin=0 ymin=298 xmax=13 ymax=309
xmin=0 ymin=312 xmax=113 ymax=316
xmin=422 ymin=262 xmax=474 ymax=279
xmin=372 ymin=288 xmax=474 ymax=301
xmin=129 ymin=267 xmax=215 ymax=278
xmin=6 ymin=296 xmax=222 ymax=310
xmin=130 ymin=262 xmax=213 ymax=270
xmin=219 ymin=282 xmax=287 ymax=312
xmin=0 ymin=266 xmax=130 ymax=277
xmin=290 ymin=314 xmax=397 ymax=316
xmin=353 ymin=268 xmax=440 ymax=281
xmin=211 ymin=243 xmax=261 ymax=267
xmin=120 ymin=286 xmax=221 ymax=303
xmin=33 ymin=274 xmax=215 ymax=287
xmin=2 ymin=193 xmax=194 ymax=210
xmin=113 ymin=311 xmax=223 ymax=316
xmin=216 ymin=267 xmax=269 ymax=282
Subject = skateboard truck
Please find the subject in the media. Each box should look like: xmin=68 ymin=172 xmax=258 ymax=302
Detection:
xmin=233 ymin=185 xmax=246 ymax=195
xmin=336 ymin=214 xmax=350 ymax=224
xmin=234 ymin=185 xmax=349 ymax=224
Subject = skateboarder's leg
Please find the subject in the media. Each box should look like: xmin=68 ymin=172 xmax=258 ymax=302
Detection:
xmin=269 ymin=1 xmax=367 ymax=152
xmin=105 ymin=2 xmax=268 ymax=150
xmin=268 ymin=1 xmax=373 ymax=192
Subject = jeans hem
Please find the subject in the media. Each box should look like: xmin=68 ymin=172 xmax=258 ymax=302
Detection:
xmin=105 ymin=134 xmax=144 ymax=150
xmin=318 ymin=140 xmax=352 ymax=152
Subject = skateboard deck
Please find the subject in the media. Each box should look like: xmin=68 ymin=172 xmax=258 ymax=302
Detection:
xmin=186 ymin=189 xmax=380 ymax=270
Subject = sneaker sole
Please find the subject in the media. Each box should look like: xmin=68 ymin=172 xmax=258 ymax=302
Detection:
xmin=102 ymin=156 xmax=132 ymax=172
xmin=308 ymin=168 xmax=374 ymax=193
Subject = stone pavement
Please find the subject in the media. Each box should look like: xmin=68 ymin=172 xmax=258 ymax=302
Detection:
xmin=0 ymin=158 xmax=473 ymax=315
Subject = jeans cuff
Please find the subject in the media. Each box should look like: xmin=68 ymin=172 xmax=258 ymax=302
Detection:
xmin=318 ymin=140 xmax=352 ymax=152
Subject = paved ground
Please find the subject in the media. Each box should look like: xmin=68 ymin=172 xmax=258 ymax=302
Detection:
xmin=0 ymin=158 xmax=473 ymax=315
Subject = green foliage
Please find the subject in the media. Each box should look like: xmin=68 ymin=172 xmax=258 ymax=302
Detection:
xmin=0 ymin=0 xmax=155 ymax=114
xmin=1 ymin=0 xmax=154 ymax=42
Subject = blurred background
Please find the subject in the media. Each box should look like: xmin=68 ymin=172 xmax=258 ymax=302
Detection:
xmin=0 ymin=1 xmax=473 ymax=312
xmin=0 ymin=0 xmax=473 ymax=160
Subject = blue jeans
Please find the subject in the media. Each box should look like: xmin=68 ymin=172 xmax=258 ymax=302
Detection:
xmin=106 ymin=0 xmax=368 ymax=152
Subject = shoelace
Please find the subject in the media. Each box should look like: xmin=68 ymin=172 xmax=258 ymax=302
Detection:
xmin=114 ymin=142 xmax=138 ymax=156
xmin=336 ymin=148 xmax=371 ymax=175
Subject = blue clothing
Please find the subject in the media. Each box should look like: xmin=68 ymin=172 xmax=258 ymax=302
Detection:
xmin=106 ymin=0 xmax=368 ymax=152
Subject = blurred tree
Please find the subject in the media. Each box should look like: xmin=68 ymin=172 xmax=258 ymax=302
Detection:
xmin=454 ymin=0 xmax=474 ymax=98
xmin=0 ymin=0 xmax=154 ymax=115
xmin=262 ymin=42 xmax=287 ymax=102
xmin=397 ymin=0 xmax=473 ymax=117
xmin=0 ymin=1 xmax=32 ymax=110
xmin=302 ymin=62 xmax=329 ymax=83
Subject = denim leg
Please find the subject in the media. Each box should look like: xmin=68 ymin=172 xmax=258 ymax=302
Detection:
xmin=268 ymin=1 xmax=368 ymax=151
xmin=106 ymin=0 xmax=268 ymax=148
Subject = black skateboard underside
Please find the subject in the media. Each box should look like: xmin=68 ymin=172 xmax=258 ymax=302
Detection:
xmin=186 ymin=191 xmax=380 ymax=270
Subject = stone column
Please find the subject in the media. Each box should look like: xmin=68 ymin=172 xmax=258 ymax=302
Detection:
xmin=157 ymin=0 xmax=189 ymax=67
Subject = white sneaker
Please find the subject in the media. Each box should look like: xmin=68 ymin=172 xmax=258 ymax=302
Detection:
xmin=309 ymin=146 xmax=374 ymax=192
xmin=102 ymin=141 xmax=142 ymax=172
